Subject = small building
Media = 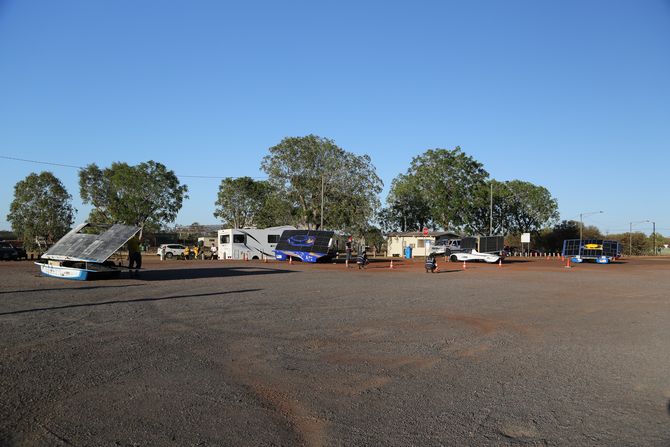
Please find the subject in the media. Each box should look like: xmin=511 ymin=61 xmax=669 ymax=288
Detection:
xmin=386 ymin=231 xmax=459 ymax=257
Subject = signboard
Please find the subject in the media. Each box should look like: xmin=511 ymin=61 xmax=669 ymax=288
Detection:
xmin=422 ymin=227 xmax=429 ymax=236
xmin=521 ymin=232 xmax=531 ymax=243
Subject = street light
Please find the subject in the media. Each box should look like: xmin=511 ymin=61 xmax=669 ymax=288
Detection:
xmin=629 ymin=220 xmax=650 ymax=256
xmin=579 ymin=211 xmax=603 ymax=254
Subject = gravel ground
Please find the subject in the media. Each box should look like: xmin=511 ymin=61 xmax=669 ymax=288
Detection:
xmin=1 ymin=256 xmax=670 ymax=446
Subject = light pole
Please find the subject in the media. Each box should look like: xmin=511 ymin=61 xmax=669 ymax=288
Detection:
xmin=652 ymin=221 xmax=656 ymax=255
xmin=629 ymin=220 xmax=650 ymax=256
xmin=579 ymin=211 xmax=603 ymax=254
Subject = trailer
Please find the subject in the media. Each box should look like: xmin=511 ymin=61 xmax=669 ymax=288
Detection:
xmin=274 ymin=229 xmax=337 ymax=263
xmin=562 ymin=239 xmax=622 ymax=264
xmin=216 ymin=226 xmax=295 ymax=260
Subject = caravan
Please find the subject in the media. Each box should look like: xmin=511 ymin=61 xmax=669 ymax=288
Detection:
xmin=217 ymin=226 xmax=296 ymax=260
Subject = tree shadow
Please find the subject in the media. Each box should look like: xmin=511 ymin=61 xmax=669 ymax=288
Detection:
xmin=0 ymin=288 xmax=262 ymax=316
xmin=0 ymin=283 xmax=146 ymax=295
xmin=130 ymin=266 xmax=295 ymax=281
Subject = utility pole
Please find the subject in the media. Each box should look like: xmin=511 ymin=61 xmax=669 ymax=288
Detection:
xmin=489 ymin=182 xmax=493 ymax=236
xmin=653 ymin=221 xmax=656 ymax=255
xmin=320 ymin=174 xmax=324 ymax=230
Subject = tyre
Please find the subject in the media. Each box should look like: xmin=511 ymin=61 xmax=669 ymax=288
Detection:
xmin=165 ymin=252 xmax=173 ymax=259
xmin=450 ymin=255 xmax=458 ymax=262
xmin=252 ymin=256 xmax=259 ymax=260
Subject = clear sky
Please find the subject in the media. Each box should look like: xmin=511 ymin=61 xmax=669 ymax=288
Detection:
xmin=1 ymin=0 xmax=669 ymax=235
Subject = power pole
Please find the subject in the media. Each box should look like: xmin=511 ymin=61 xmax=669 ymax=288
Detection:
xmin=320 ymin=174 xmax=324 ymax=230
xmin=489 ymin=182 xmax=493 ymax=236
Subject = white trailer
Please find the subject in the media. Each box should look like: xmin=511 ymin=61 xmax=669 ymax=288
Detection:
xmin=197 ymin=237 xmax=217 ymax=248
xmin=217 ymin=226 xmax=296 ymax=260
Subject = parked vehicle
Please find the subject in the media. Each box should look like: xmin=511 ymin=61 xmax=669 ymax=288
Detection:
xmin=449 ymin=249 xmax=501 ymax=263
xmin=217 ymin=226 xmax=296 ymax=260
xmin=0 ymin=241 xmax=25 ymax=260
xmin=156 ymin=243 xmax=186 ymax=259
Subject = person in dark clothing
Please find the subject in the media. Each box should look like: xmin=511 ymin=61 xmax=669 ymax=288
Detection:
xmin=425 ymin=254 xmax=438 ymax=273
xmin=345 ymin=236 xmax=353 ymax=268
xmin=127 ymin=235 xmax=142 ymax=274
xmin=357 ymin=250 xmax=368 ymax=269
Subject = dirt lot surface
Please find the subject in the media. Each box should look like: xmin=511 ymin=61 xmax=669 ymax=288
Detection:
xmin=2 ymin=256 xmax=670 ymax=446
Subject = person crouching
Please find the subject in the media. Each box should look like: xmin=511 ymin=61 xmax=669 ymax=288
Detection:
xmin=425 ymin=255 xmax=438 ymax=273
xmin=357 ymin=250 xmax=369 ymax=269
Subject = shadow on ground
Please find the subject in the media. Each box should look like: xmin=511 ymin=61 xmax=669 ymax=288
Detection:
xmin=0 ymin=283 xmax=146 ymax=295
xmin=0 ymin=288 xmax=262 ymax=316
xmin=129 ymin=266 xmax=295 ymax=281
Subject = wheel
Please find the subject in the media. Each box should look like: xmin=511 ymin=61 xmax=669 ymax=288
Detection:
xmin=165 ymin=252 xmax=173 ymax=259
xmin=252 ymin=256 xmax=259 ymax=260
xmin=450 ymin=255 xmax=458 ymax=262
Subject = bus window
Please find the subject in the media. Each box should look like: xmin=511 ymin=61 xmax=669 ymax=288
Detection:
xmin=233 ymin=234 xmax=245 ymax=243
xmin=220 ymin=235 xmax=229 ymax=244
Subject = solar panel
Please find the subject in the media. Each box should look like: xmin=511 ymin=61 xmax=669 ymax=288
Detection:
xmin=43 ymin=223 xmax=141 ymax=263
xmin=274 ymin=230 xmax=335 ymax=262
xmin=562 ymin=239 xmax=621 ymax=258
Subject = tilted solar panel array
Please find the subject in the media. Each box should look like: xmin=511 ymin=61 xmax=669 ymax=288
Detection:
xmin=275 ymin=230 xmax=335 ymax=255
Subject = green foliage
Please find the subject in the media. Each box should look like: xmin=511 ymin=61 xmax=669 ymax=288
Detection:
xmin=361 ymin=226 xmax=385 ymax=253
xmin=378 ymin=174 xmax=432 ymax=233
xmin=8 ymin=171 xmax=75 ymax=250
xmin=409 ymin=147 xmax=488 ymax=230
xmin=214 ymin=177 xmax=295 ymax=228
xmin=261 ymin=135 xmax=383 ymax=234
xmin=535 ymin=220 xmax=602 ymax=252
xmin=468 ymin=180 xmax=559 ymax=235
xmin=605 ymin=232 xmax=663 ymax=256
xmin=79 ymin=161 xmax=188 ymax=237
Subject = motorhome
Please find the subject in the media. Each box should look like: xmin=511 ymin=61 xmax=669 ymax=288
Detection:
xmin=217 ymin=226 xmax=296 ymax=260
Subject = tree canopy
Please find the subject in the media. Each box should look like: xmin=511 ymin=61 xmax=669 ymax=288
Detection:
xmin=8 ymin=171 xmax=75 ymax=250
xmin=378 ymin=174 xmax=432 ymax=233
xmin=261 ymin=135 xmax=383 ymax=234
xmin=213 ymin=177 xmax=294 ymax=228
xmin=407 ymin=147 xmax=489 ymax=231
xmin=79 ymin=161 xmax=188 ymax=237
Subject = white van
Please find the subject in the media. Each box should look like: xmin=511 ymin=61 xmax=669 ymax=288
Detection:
xmin=217 ymin=226 xmax=296 ymax=260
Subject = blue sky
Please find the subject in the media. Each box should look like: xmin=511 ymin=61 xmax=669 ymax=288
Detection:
xmin=1 ymin=0 xmax=669 ymax=235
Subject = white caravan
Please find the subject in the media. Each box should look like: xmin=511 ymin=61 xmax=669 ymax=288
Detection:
xmin=217 ymin=226 xmax=296 ymax=260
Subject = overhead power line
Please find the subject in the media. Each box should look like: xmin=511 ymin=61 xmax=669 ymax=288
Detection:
xmin=0 ymin=155 xmax=267 ymax=180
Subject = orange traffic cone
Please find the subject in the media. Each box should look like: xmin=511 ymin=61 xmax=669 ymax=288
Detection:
xmin=289 ymin=257 xmax=293 ymax=265
xmin=263 ymin=255 xmax=268 ymax=263
xmin=498 ymin=259 xmax=502 ymax=268
xmin=565 ymin=257 xmax=571 ymax=269
xmin=389 ymin=259 xmax=395 ymax=269
xmin=462 ymin=261 xmax=467 ymax=270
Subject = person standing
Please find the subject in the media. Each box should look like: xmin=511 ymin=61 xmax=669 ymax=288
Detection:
xmin=345 ymin=236 xmax=353 ymax=268
xmin=127 ymin=235 xmax=142 ymax=275
xmin=210 ymin=243 xmax=218 ymax=260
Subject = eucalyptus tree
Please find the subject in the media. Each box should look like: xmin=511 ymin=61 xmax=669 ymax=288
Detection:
xmin=8 ymin=171 xmax=75 ymax=249
xmin=261 ymin=135 xmax=383 ymax=234
xmin=79 ymin=160 xmax=188 ymax=238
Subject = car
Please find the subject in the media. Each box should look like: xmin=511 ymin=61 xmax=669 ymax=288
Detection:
xmin=0 ymin=241 xmax=25 ymax=261
xmin=156 ymin=244 xmax=186 ymax=259
xmin=448 ymin=249 xmax=501 ymax=263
